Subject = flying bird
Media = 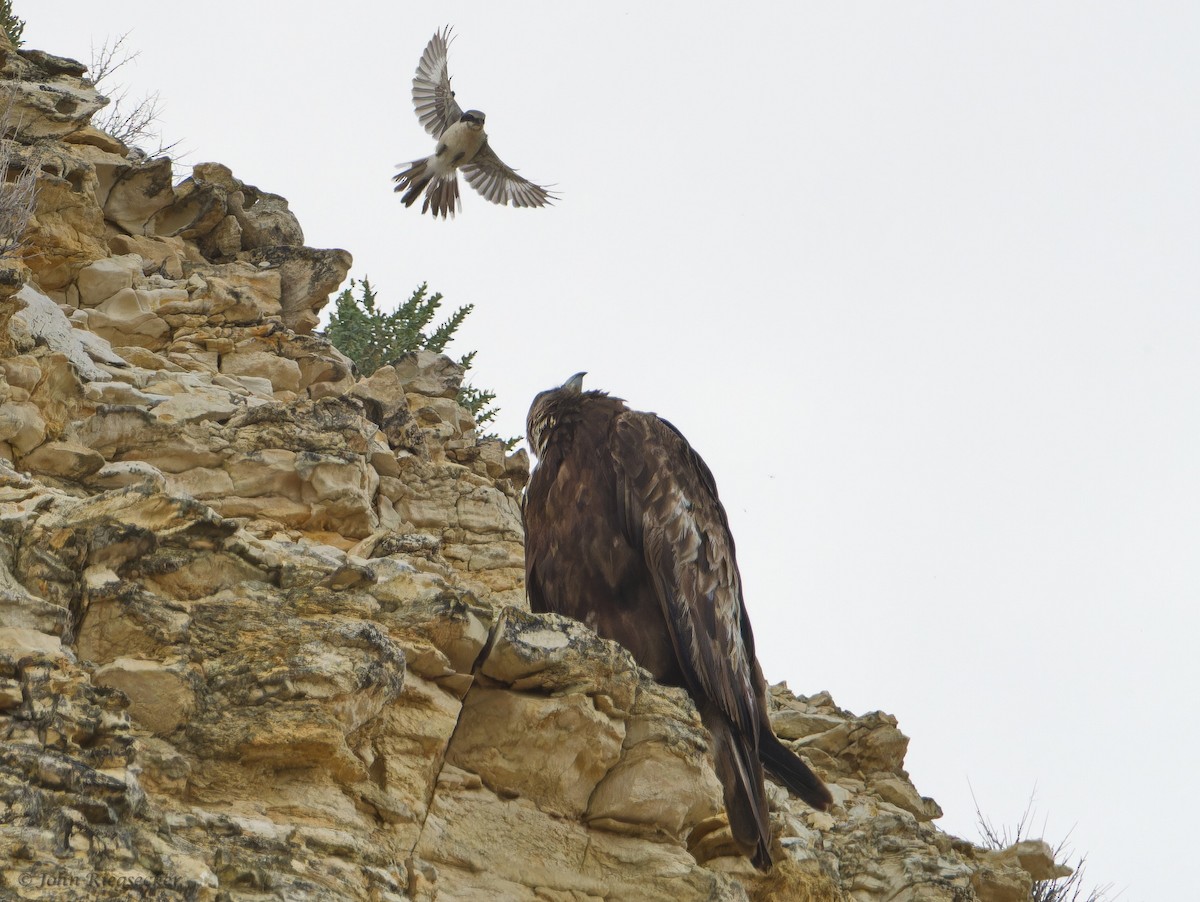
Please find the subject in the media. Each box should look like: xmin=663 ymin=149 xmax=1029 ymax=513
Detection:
xmin=523 ymin=374 xmax=833 ymax=871
xmin=393 ymin=27 xmax=556 ymax=218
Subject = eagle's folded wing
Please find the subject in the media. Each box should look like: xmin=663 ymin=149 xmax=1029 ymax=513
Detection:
xmin=609 ymin=411 xmax=760 ymax=741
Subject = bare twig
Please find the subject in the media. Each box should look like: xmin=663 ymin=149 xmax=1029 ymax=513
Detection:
xmin=89 ymin=32 xmax=181 ymax=156
xmin=0 ymin=90 xmax=39 ymax=259
xmin=971 ymin=783 xmax=1118 ymax=902
xmin=89 ymin=32 xmax=138 ymax=85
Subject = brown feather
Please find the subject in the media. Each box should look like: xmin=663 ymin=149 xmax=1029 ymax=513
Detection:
xmin=423 ymin=175 xmax=460 ymax=218
xmin=524 ymin=381 xmax=833 ymax=872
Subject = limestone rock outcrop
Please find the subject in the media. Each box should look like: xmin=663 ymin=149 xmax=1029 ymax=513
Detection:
xmin=0 ymin=43 xmax=1064 ymax=901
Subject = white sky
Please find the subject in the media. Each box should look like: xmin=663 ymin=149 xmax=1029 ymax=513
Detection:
xmin=26 ymin=3 xmax=1200 ymax=898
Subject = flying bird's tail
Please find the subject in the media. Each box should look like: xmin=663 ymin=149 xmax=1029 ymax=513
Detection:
xmin=758 ymin=728 xmax=834 ymax=812
xmin=705 ymin=707 xmax=773 ymax=870
xmin=393 ymin=159 xmax=461 ymax=219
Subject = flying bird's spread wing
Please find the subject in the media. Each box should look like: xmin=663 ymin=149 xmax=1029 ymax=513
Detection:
xmin=412 ymin=26 xmax=463 ymax=138
xmin=462 ymin=141 xmax=557 ymax=208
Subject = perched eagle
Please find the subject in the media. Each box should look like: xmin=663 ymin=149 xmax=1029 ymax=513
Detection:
xmin=523 ymin=373 xmax=833 ymax=870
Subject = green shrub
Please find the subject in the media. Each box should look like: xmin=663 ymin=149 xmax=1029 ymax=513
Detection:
xmin=1 ymin=1 xmax=23 ymax=47
xmin=326 ymin=278 xmax=515 ymax=447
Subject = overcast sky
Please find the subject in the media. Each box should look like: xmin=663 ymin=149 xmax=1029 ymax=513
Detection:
xmin=26 ymin=3 xmax=1200 ymax=898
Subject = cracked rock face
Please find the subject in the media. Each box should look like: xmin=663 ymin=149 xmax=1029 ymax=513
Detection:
xmin=0 ymin=41 xmax=1063 ymax=902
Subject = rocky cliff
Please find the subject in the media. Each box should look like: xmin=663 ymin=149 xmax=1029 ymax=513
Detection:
xmin=0 ymin=41 xmax=1064 ymax=901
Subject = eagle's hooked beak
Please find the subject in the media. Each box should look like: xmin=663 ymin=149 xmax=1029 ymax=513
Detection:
xmin=562 ymin=372 xmax=586 ymax=394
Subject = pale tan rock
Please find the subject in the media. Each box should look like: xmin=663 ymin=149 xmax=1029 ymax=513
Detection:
xmin=8 ymin=283 xmax=112 ymax=381
xmin=409 ymin=394 xmax=476 ymax=443
xmin=85 ymin=460 xmax=168 ymax=491
xmin=103 ymin=156 xmax=176 ymax=233
xmin=149 ymin=178 xmax=228 ymax=239
xmin=109 ymin=345 xmax=184 ymax=372
xmin=369 ymin=437 xmax=401 ymax=477
xmin=479 ymin=608 xmax=641 ymax=713
xmin=69 ymin=143 xmax=131 ymax=213
xmin=2 ymin=53 xmax=107 ymax=138
xmin=588 ymin=681 xmax=723 ymax=839
xmin=214 ymin=372 xmax=274 ymax=398
xmin=167 ymin=465 xmax=235 ymax=500
xmin=0 ymin=627 xmax=67 ymax=659
xmin=93 ymin=657 xmax=197 ymax=734
xmin=95 ymin=285 xmax=188 ymax=318
xmin=73 ymin=327 xmax=130 ymax=369
xmin=295 ymin=456 xmax=378 ymax=537
xmin=0 ymin=550 xmax=70 ymax=636
xmin=356 ymin=672 xmax=464 ymax=849
xmin=148 ymin=384 xmax=242 ymax=425
xmin=108 ymin=233 xmax=187 ymax=279
xmin=83 ymin=379 xmax=167 ymax=406
xmin=984 ymin=839 xmax=1072 ymax=882
xmin=83 ymin=304 xmax=171 ymax=350
xmin=75 ymin=254 xmax=139 ymax=306
xmin=349 ymin=364 xmax=425 ymax=450
xmin=447 ymin=686 xmax=625 ymax=817
xmin=19 ymin=439 xmax=105 ymax=479
xmin=0 ymin=354 xmax=41 ymax=392
xmin=382 ymin=455 xmax=525 ymax=602
xmin=220 ymin=349 xmax=302 ymax=393
xmin=504 ymin=446 xmax=531 ymax=489
xmin=971 ymin=862 xmax=1035 ymax=902
xmin=793 ymin=708 xmax=909 ymax=776
xmin=246 ymin=245 xmax=352 ymax=334
xmin=0 ymin=679 xmax=22 ymax=709
xmin=236 ymin=192 xmax=304 ymax=248
xmin=190 ymin=162 xmax=306 ymax=250
xmin=61 ymin=124 xmax=128 ymax=155
xmin=0 ymin=400 xmax=46 ymax=454
xmin=414 ymin=765 xmax=747 ymax=902
xmin=770 ymin=707 xmax=844 ymax=741
xmin=392 ymin=349 xmax=464 ymax=398
xmin=190 ymin=264 xmax=283 ymax=323
xmin=197 ymin=213 xmax=243 ymax=259
xmin=302 ymin=454 xmax=372 ymax=499
xmin=288 ymin=335 xmax=355 ymax=396
xmin=456 ymin=482 xmax=523 ymax=536
xmin=20 ymin=168 xmax=109 ymax=288
xmin=380 ymin=590 xmax=494 ymax=676
xmin=870 ymin=774 xmax=944 ymax=822
xmin=225 ymin=449 xmax=300 ymax=497
xmin=26 ymin=351 xmax=85 ymax=439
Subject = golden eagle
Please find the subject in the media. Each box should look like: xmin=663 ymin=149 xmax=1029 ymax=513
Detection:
xmin=523 ymin=373 xmax=832 ymax=870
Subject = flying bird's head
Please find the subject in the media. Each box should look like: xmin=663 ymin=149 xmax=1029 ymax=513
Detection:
xmin=526 ymin=372 xmax=586 ymax=458
xmin=460 ymin=109 xmax=486 ymax=129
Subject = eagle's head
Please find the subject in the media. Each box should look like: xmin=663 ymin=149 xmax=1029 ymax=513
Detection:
xmin=460 ymin=109 xmax=486 ymax=128
xmin=526 ymin=372 xmax=586 ymax=458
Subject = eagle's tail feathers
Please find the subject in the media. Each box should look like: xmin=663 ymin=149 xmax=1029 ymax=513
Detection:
xmin=706 ymin=711 xmax=773 ymax=871
xmin=759 ymin=729 xmax=834 ymax=812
